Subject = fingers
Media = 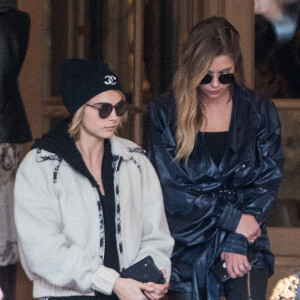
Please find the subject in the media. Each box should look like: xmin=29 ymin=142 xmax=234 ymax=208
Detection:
xmin=113 ymin=278 xmax=154 ymax=300
xmin=248 ymin=223 xmax=260 ymax=241
xmin=221 ymin=252 xmax=225 ymax=260
xmin=144 ymin=290 xmax=164 ymax=300
xmin=244 ymin=258 xmax=252 ymax=272
xmin=144 ymin=288 xmax=168 ymax=300
xmin=236 ymin=214 xmax=262 ymax=242
xmin=249 ymin=225 xmax=261 ymax=243
xmin=257 ymin=226 xmax=261 ymax=237
xmin=139 ymin=282 xmax=156 ymax=293
xmin=161 ymin=269 xmax=167 ymax=279
xmin=147 ymin=282 xmax=169 ymax=294
xmin=144 ymin=291 xmax=156 ymax=300
xmin=229 ymin=264 xmax=245 ymax=278
xmin=112 ymin=276 xmax=168 ymax=300
xmin=224 ymin=252 xmax=250 ymax=279
xmin=145 ymin=282 xmax=169 ymax=300
xmin=248 ymin=227 xmax=261 ymax=243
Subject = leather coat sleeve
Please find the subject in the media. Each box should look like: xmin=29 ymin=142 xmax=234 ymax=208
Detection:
xmin=222 ymin=99 xmax=284 ymax=255
xmin=241 ymin=99 xmax=284 ymax=220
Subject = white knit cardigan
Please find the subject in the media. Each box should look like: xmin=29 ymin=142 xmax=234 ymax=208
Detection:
xmin=14 ymin=135 xmax=174 ymax=298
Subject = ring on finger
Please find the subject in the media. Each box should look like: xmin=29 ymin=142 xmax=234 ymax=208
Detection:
xmin=239 ymin=265 xmax=244 ymax=270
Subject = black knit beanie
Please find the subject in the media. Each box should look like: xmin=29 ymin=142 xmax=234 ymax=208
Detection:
xmin=62 ymin=59 xmax=123 ymax=116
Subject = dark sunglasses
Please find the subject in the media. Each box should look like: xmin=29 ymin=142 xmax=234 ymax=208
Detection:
xmin=200 ymin=73 xmax=235 ymax=84
xmin=86 ymin=100 xmax=128 ymax=119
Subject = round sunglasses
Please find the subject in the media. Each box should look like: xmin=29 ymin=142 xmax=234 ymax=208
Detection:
xmin=200 ymin=73 xmax=235 ymax=84
xmin=86 ymin=100 xmax=128 ymax=119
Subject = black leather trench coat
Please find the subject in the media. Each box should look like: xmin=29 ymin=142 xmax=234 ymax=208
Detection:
xmin=147 ymin=84 xmax=284 ymax=299
xmin=0 ymin=8 xmax=32 ymax=143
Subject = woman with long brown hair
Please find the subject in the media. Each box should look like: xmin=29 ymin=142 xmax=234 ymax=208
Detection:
xmin=147 ymin=17 xmax=284 ymax=300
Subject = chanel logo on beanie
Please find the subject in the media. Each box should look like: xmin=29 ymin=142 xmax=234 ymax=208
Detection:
xmin=104 ymin=75 xmax=117 ymax=85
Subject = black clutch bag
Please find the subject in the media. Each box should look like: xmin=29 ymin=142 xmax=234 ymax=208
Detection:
xmin=120 ymin=256 xmax=166 ymax=284
xmin=210 ymin=250 xmax=258 ymax=282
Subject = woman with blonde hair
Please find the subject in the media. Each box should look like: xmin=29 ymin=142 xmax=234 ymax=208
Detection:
xmin=147 ymin=17 xmax=284 ymax=300
xmin=14 ymin=59 xmax=174 ymax=300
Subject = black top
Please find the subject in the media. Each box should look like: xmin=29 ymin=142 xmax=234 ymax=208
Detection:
xmin=98 ymin=140 xmax=119 ymax=300
xmin=101 ymin=139 xmax=120 ymax=273
xmin=201 ymin=131 xmax=229 ymax=167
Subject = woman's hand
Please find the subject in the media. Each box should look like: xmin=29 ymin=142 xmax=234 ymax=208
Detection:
xmin=235 ymin=214 xmax=261 ymax=243
xmin=221 ymin=252 xmax=251 ymax=279
xmin=113 ymin=277 xmax=154 ymax=300
xmin=144 ymin=269 xmax=169 ymax=300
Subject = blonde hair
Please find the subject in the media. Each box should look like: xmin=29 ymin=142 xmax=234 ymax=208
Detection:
xmin=174 ymin=17 xmax=244 ymax=163
xmin=68 ymin=90 xmax=127 ymax=141
xmin=68 ymin=105 xmax=85 ymax=140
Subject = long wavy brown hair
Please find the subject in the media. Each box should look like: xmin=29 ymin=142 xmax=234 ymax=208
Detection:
xmin=173 ymin=17 xmax=244 ymax=163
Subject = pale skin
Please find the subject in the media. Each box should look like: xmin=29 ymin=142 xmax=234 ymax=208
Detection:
xmin=114 ymin=270 xmax=169 ymax=300
xmin=143 ymin=270 xmax=169 ymax=300
xmin=76 ymin=90 xmax=168 ymax=299
xmin=199 ymin=55 xmax=261 ymax=279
